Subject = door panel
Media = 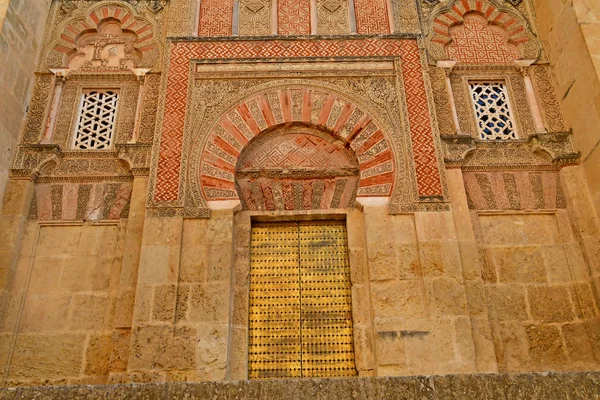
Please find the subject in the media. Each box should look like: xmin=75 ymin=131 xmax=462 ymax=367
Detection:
xmin=248 ymin=221 xmax=356 ymax=379
xmin=249 ymin=223 xmax=302 ymax=379
xmin=299 ymin=222 xmax=356 ymax=378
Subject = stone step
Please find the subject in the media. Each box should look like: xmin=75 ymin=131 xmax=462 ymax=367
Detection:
xmin=1 ymin=372 xmax=599 ymax=400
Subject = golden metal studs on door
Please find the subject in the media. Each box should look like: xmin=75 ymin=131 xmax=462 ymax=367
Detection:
xmin=248 ymin=221 xmax=357 ymax=379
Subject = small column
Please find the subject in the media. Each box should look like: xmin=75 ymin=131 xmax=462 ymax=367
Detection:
xmin=129 ymin=68 xmax=152 ymax=144
xmin=437 ymin=61 xmax=462 ymax=135
xmin=348 ymin=0 xmax=357 ymax=34
xmin=310 ymin=0 xmax=318 ymax=34
xmin=515 ymin=59 xmax=547 ymax=134
xmin=271 ymin=0 xmax=278 ymax=35
xmin=386 ymin=0 xmax=394 ymax=33
xmin=232 ymin=0 xmax=240 ymax=36
xmin=41 ymin=68 xmax=71 ymax=144
xmin=194 ymin=0 xmax=202 ymax=36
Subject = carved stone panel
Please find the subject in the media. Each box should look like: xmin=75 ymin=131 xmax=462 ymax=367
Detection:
xmin=239 ymin=0 xmax=272 ymax=36
xmin=317 ymin=0 xmax=350 ymax=35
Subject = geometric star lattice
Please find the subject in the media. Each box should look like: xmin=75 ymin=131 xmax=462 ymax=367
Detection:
xmin=73 ymin=90 xmax=119 ymax=150
xmin=469 ymin=81 xmax=517 ymax=140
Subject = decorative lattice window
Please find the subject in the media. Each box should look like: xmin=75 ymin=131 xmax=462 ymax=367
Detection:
xmin=73 ymin=90 xmax=119 ymax=150
xmin=469 ymin=81 xmax=517 ymax=140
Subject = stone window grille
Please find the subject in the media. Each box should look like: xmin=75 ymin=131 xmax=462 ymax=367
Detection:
xmin=469 ymin=81 xmax=518 ymax=140
xmin=72 ymin=90 xmax=120 ymax=150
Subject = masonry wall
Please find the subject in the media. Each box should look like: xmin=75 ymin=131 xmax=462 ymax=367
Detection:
xmin=532 ymin=0 xmax=600 ymax=219
xmin=0 ymin=0 xmax=50 ymax=214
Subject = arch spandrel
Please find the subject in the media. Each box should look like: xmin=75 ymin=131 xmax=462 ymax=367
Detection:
xmin=191 ymin=85 xmax=399 ymax=212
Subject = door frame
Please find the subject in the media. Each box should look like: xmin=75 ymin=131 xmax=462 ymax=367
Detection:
xmin=227 ymin=204 xmax=377 ymax=380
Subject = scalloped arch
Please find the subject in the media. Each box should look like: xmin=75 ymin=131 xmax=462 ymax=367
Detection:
xmin=48 ymin=3 xmax=158 ymax=70
xmin=427 ymin=0 xmax=540 ymax=63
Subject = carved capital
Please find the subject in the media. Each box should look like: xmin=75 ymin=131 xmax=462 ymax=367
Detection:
xmin=117 ymin=143 xmax=153 ymax=176
xmin=11 ymin=144 xmax=63 ymax=180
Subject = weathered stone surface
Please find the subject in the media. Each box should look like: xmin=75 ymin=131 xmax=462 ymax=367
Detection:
xmin=2 ymin=373 xmax=600 ymax=399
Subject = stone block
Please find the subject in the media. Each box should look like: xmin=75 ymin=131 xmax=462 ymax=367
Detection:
xmin=128 ymin=324 xmax=171 ymax=370
xmin=20 ymin=294 xmax=70 ymax=332
xmin=27 ymin=257 xmax=62 ymax=295
xmin=418 ymin=241 xmax=445 ymax=277
xmin=490 ymin=247 xmax=547 ymax=284
xmin=367 ymin=241 xmax=397 ymax=281
xmin=498 ymin=321 xmax=531 ymax=372
xmin=229 ymin=327 xmax=248 ymax=381
xmin=132 ymin=285 xmax=153 ymax=323
xmin=206 ymin=243 xmax=232 ymax=281
xmin=465 ymin=280 xmax=486 ymax=316
xmin=179 ymin=246 xmax=207 ymax=283
xmin=232 ymin=285 xmax=248 ymax=326
xmin=470 ymin=318 xmax=498 ymax=373
xmin=10 ymin=333 xmax=86 ymax=379
xmin=1 ymin=180 xmax=33 ymax=216
xmin=570 ymin=283 xmax=599 ymax=319
xmin=182 ymin=219 xmax=208 ymax=247
xmin=158 ymin=336 xmax=196 ymax=370
xmin=196 ymin=323 xmax=228 ymax=379
xmin=375 ymin=330 xmax=406 ymax=366
xmin=371 ymin=280 xmax=424 ymax=319
xmin=68 ymin=294 xmax=108 ymax=331
xmin=525 ymin=324 xmax=568 ymax=370
xmin=402 ymin=319 xmax=455 ymax=375
xmin=60 ymin=255 xmax=112 ymax=292
xmin=486 ymin=285 xmax=529 ymax=321
xmin=84 ymin=334 xmax=112 ymax=376
xmin=206 ymin=211 xmax=233 ymax=244
xmin=109 ymin=330 xmax=130 ymax=372
xmin=353 ymin=325 xmax=376 ymax=373
xmin=35 ymin=226 xmax=81 ymax=258
xmin=542 ymin=245 xmax=573 ymax=283
xmin=528 ymin=285 xmax=575 ymax=322
xmin=395 ymin=245 xmax=421 ymax=280
xmin=429 ymin=278 xmax=468 ymax=316
xmin=188 ymin=282 xmax=230 ymax=322
xmin=562 ymin=322 xmax=597 ymax=366
xmin=414 ymin=212 xmax=456 ymax=241
xmin=348 ymin=247 xmax=368 ymax=284
xmin=152 ymin=284 xmax=177 ymax=322
xmin=77 ymin=225 xmax=118 ymax=256
xmin=137 ymin=246 xmax=172 ymax=284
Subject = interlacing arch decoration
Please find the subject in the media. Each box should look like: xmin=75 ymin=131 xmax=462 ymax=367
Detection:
xmin=46 ymin=3 xmax=159 ymax=71
xmin=198 ymin=87 xmax=395 ymax=209
xmin=427 ymin=0 xmax=540 ymax=63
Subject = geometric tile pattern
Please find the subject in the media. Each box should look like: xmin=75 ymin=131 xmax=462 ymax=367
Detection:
xmin=54 ymin=5 xmax=156 ymax=55
xmin=198 ymin=0 xmax=234 ymax=36
xmin=154 ymin=38 xmax=441 ymax=202
xmin=279 ymin=0 xmax=311 ymax=35
xmin=431 ymin=0 xmax=529 ymax=63
xmin=464 ymin=171 xmax=566 ymax=210
xmin=469 ymin=81 xmax=517 ymax=140
xmin=399 ymin=40 xmax=444 ymax=198
xmin=73 ymin=91 xmax=119 ymax=150
xmin=200 ymin=88 xmax=394 ymax=201
xmin=353 ymin=0 xmax=390 ymax=34
xmin=448 ymin=14 xmax=519 ymax=64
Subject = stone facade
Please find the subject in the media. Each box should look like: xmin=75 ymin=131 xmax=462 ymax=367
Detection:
xmin=0 ymin=0 xmax=599 ymax=392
